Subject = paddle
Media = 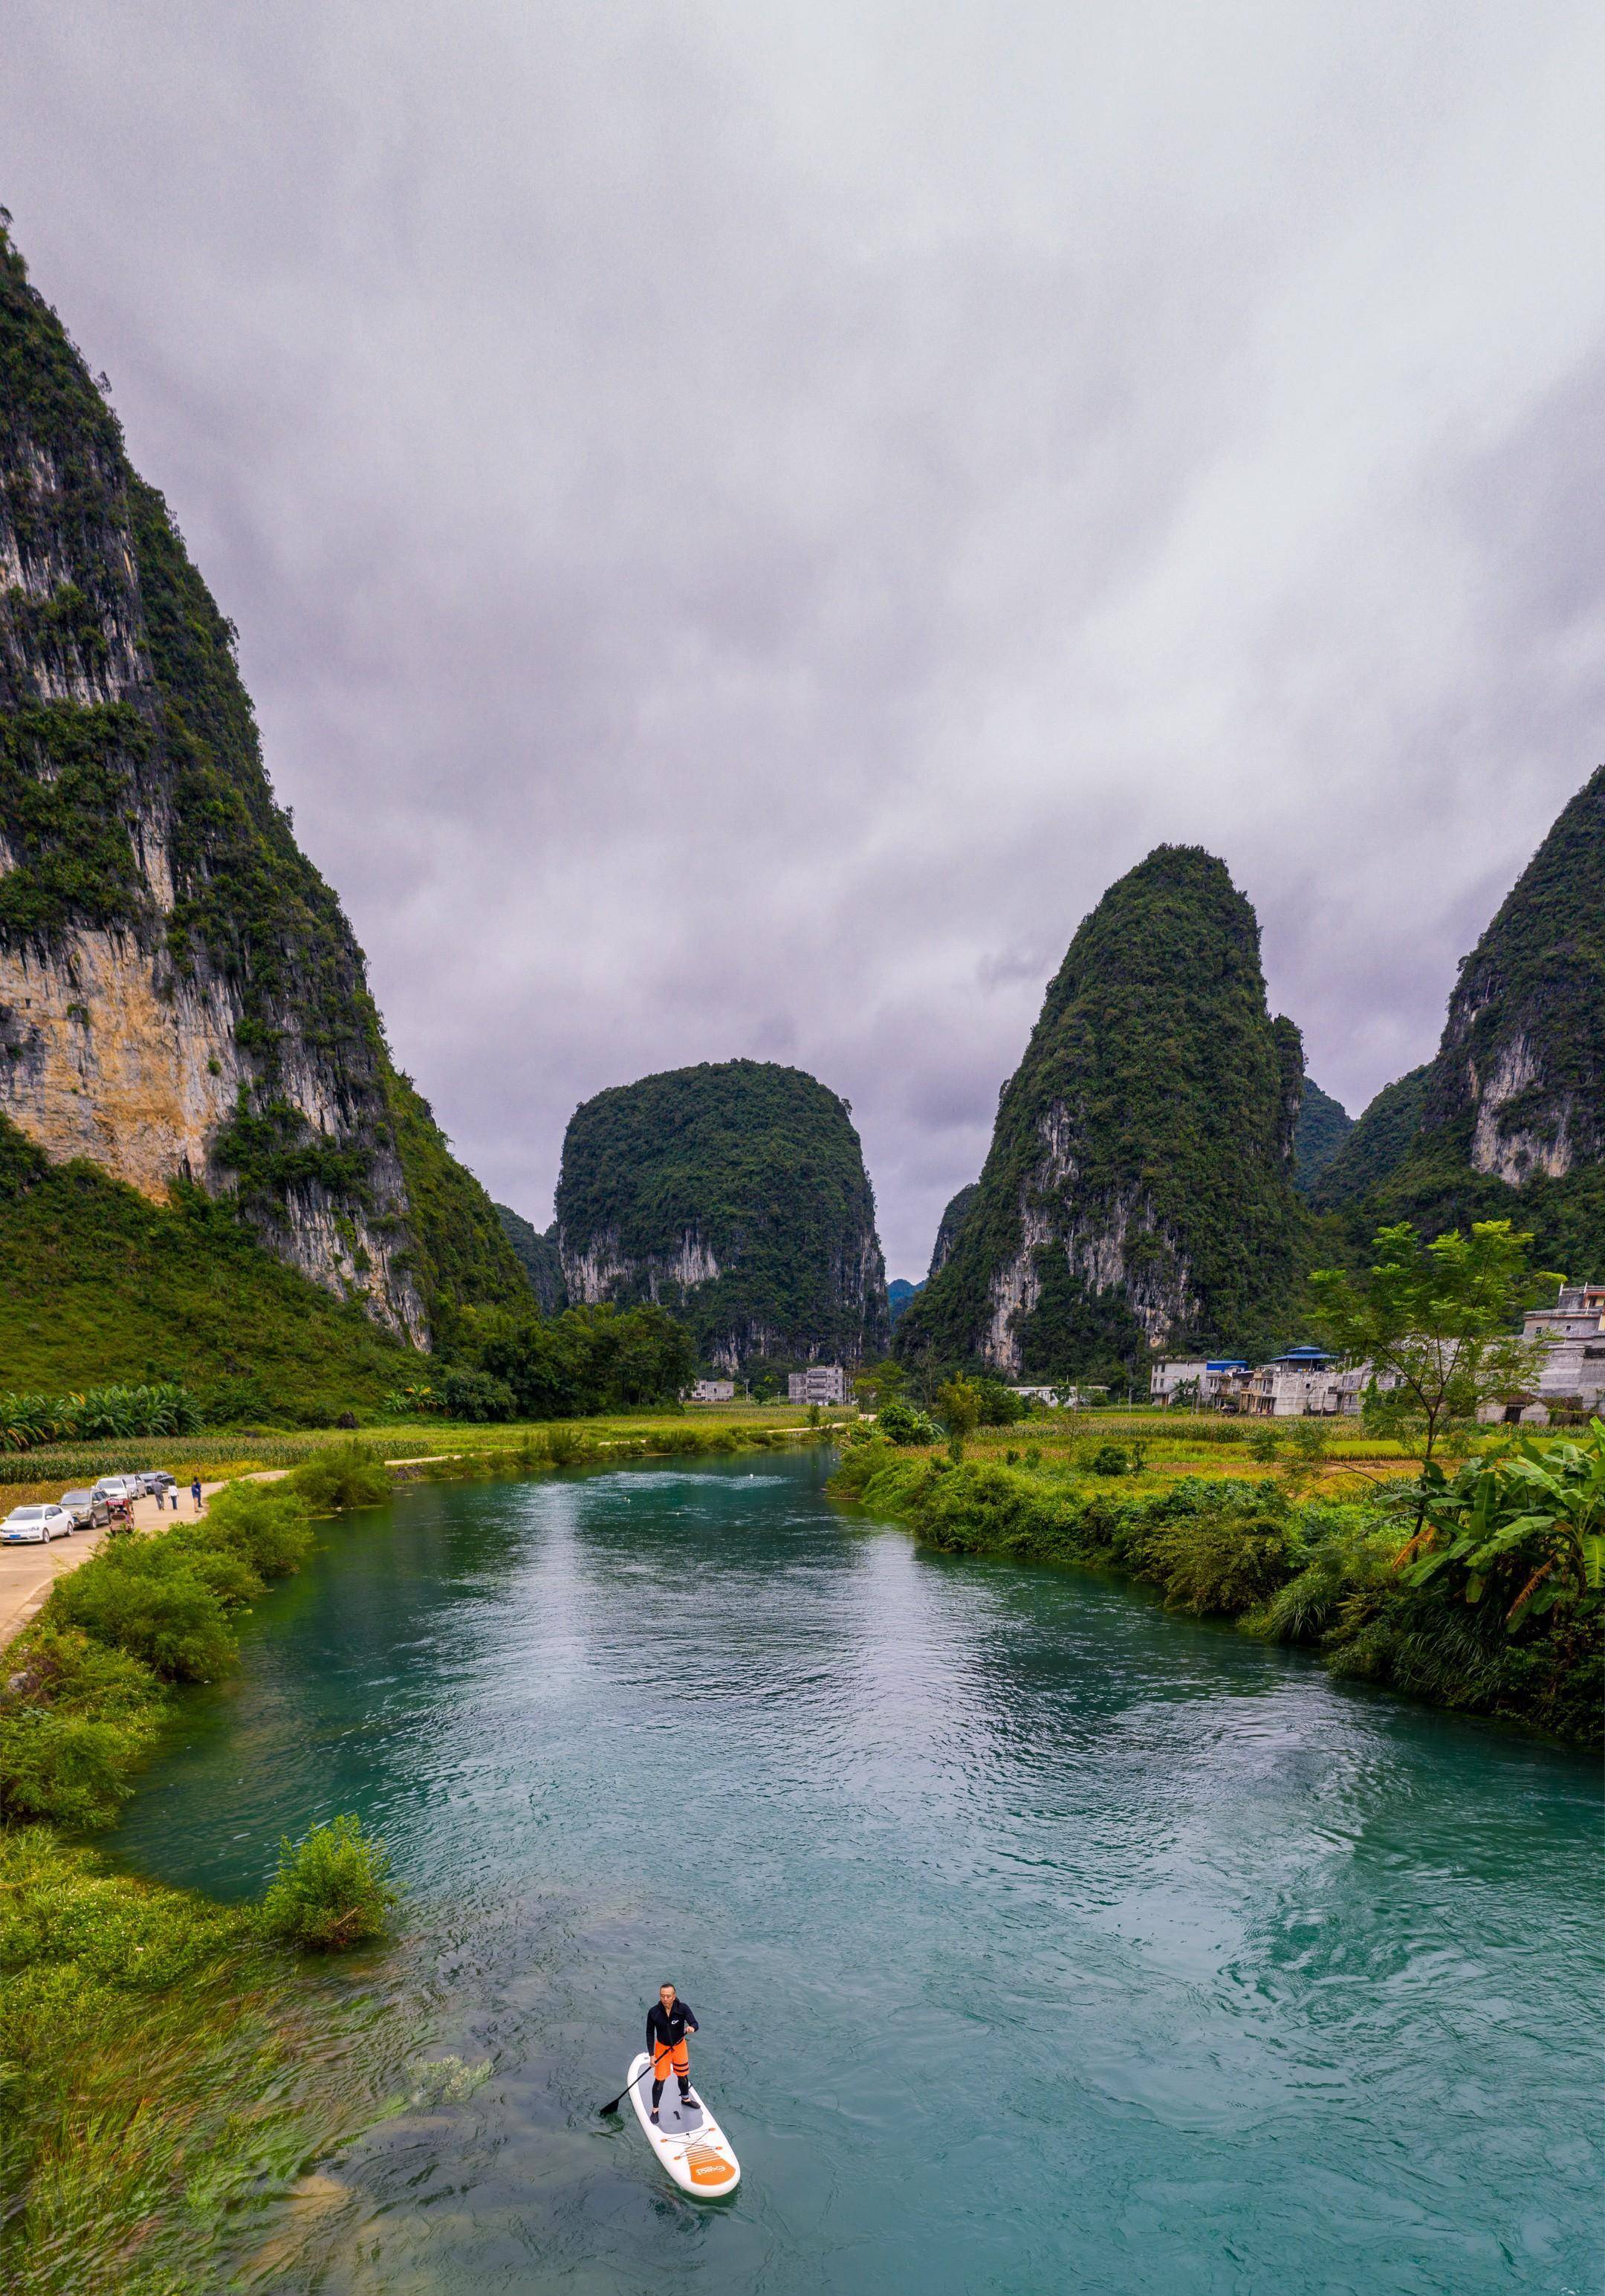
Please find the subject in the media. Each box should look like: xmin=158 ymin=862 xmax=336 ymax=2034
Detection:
xmin=597 ymin=2058 xmax=655 ymax=2118
xmin=598 ymin=2049 xmax=701 ymax=2118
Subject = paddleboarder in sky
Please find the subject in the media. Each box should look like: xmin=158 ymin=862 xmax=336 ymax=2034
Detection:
xmin=646 ymin=1982 xmax=698 ymax=2123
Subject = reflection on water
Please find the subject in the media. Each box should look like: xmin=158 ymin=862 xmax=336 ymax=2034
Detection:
xmin=113 ymin=1453 xmax=1601 ymax=2295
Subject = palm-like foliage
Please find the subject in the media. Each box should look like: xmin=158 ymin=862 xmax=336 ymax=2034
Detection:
xmin=0 ymin=1383 xmax=201 ymax=1449
xmin=1398 ymin=1420 xmax=1605 ymax=1628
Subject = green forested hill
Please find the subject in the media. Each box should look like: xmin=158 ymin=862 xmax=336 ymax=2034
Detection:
xmin=1291 ymin=1080 xmax=1353 ymax=1193
xmin=927 ymin=1181 xmax=980 ymax=1280
xmin=495 ymin=1202 xmax=568 ymax=1314
xmin=555 ymin=1059 xmax=889 ymax=1369
xmin=1316 ymin=771 xmax=1604 ymax=1274
xmin=897 ymin=847 xmax=1309 ymax=1381
xmin=0 ymin=216 xmax=528 ymax=1352
xmin=1311 ymin=1066 xmax=1431 ymax=1209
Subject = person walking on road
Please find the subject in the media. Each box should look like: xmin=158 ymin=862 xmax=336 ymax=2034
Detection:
xmin=191 ymin=1476 xmax=204 ymax=1515
xmin=646 ymin=1982 xmax=699 ymax=2124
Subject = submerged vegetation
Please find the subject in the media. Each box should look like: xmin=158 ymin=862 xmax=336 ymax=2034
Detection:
xmin=830 ymin=1422 xmax=1604 ymax=1745
xmin=0 ymin=1453 xmax=411 ymax=2292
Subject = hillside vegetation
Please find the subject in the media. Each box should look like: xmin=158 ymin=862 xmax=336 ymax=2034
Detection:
xmin=556 ymin=1058 xmax=889 ymax=1370
xmin=1315 ymin=770 xmax=1604 ymax=1274
xmin=0 ymin=1112 xmax=410 ymax=1423
xmin=898 ymin=846 xmax=1310 ymax=1382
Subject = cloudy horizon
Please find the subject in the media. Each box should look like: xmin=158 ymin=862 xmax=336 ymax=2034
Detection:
xmin=5 ymin=2 xmax=1601 ymax=1276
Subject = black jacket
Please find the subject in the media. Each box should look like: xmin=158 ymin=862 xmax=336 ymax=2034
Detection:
xmin=646 ymin=1998 xmax=699 ymax=2049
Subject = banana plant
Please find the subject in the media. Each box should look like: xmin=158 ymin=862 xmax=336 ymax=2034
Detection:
xmin=1397 ymin=1419 xmax=1605 ymax=1629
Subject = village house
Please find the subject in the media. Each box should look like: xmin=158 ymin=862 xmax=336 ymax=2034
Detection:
xmin=1153 ymin=1349 xmax=1381 ymax=1418
xmin=688 ymin=1378 xmax=736 ymax=1403
xmin=788 ymin=1365 xmax=847 ymax=1405
xmin=1477 ymin=1281 xmax=1605 ymax=1425
xmin=1008 ymin=1384 xmax=1109 ymax=1409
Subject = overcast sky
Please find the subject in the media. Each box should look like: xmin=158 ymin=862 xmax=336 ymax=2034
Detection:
xmin=5 ymin=3 xmax=1602 ymax=1275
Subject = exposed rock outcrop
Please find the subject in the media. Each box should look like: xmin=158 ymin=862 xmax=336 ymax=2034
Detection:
xmin=0 ymin=218 xmax=528 ymax=1341
xmin=1314 ymin=769 xmax=1604 ymax=1271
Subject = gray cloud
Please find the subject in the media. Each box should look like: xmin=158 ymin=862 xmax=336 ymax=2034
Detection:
xmin=5 ymin=1 xmax=1602 ymax=1274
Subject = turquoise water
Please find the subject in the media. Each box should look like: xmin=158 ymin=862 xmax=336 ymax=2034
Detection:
xmin=114 ymin=1453 xmax=1601 ymax=2294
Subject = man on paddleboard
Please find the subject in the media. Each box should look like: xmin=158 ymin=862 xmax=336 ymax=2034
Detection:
xmin=646 ymin=1982 xmax=699 ymax=2123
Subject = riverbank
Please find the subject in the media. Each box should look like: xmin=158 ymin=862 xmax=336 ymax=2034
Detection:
xmin=828 ymin=1439 xmax=1604 ymax=1746
xmin=0 ymin=1419 xmax=840 ymax=2289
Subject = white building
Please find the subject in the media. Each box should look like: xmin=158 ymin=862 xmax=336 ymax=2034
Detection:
xmin=1155 ymin=1350 xmax=1381 ymax=1417
xmin=1150 ymin=1359 xmax=1211 ymax=1404
xmin=788 ymin=1365 xmax=847 ymax=1406
xmin=1478 ymin=1282 xmax=1605 ymax=1424
xmin=1011 ymin=1384 xmax=1108 ymax=1408
xmin=688 ymin=1378 xmax=736 ymax=1404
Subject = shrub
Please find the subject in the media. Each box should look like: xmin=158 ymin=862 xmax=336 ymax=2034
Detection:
xmin=260 ymin=1815 xmax=398 ymax=1950
xmin=49 ymin=1541 xmax=238 ymax=1682
xmin=1136 ymin=1486 xmax=1297 ymax=1615
xmin=877 ymin=1401 xmax=940 ymax=1446
xmin=288 ymin=1442 xmax=392 ymax=1517
xmin=201 ymin=1478 xmax=317 ymax=1574
xmin=0 ymin=1629 xmax=164 ymax=1828
xmin=1086 ymin=1443 xmax=1129 ymax=1476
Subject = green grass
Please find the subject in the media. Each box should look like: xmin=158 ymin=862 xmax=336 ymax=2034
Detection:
xmin=0 ymin=1118 xmax=415 ymax=1425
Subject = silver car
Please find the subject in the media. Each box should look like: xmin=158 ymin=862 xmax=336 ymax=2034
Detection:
xmin=1 ymin=1503 xmax=76 ymax=1543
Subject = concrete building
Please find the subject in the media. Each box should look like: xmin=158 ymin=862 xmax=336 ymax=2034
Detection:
xmin=1155 ymin=1349 xmax=1383 ymax=1417
xmin=688 ymin=1378 xmax=736 ymax=1404
xmin=788 ymin=1365 xmax=847 ymax=1406
xmin=1478 ymin=1282 xmax=1605 ymax=1425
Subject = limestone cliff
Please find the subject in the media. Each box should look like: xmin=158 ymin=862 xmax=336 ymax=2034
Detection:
xmin=0 ymin=218 xmax=528 ymax=1341
xmin=555 ymin=1058 xmax=889 ymax=1370
xmin=896 ymin=846 xmax=1308 ymax=1378
xmin=1420 ymin=767 xmax=1603 ymax=1186
xmin=1314 ymin=769 xmax=1604 ymax=1272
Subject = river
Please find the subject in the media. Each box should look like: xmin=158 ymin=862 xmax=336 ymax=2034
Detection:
xmin=111 ymin=1450 xmax=1600 ymax=2295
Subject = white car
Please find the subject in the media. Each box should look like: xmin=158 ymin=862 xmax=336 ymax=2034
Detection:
xmin=1 ymin=1503 xmax=76 ymax=1543
xmin=92 ymin=1477 xmax=137 ymax=1505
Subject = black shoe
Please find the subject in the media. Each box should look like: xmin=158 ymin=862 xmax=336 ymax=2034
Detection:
xmin=650 ymin=2109 xmax=659 ymax=2124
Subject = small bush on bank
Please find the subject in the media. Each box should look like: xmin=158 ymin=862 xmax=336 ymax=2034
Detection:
xmin=0 ymin=1628 xmax=166 ymax=1829
xmin=261 ymin=1815 xmax=398 ymax=1950
xmin=287 ymin=1440 xmax=392 ymax=1516
xmin=876 ymin=1401 xmax=941 ymax=1446
xmin=50 ymin=1539 xmax=241 ymax=1683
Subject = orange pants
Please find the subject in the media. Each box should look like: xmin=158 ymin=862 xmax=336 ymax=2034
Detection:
xmin=652 ymin=2040 xmax=690 ymax=2083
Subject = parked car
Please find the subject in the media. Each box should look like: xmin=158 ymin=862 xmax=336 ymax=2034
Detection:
xmin=2 ymin=1502 xmax=76 ymax=1543
xmin=92 ymin=1476 xmax=137 ymax=1505
xmin=60 ymin=1488 xmax=111 ymax=1530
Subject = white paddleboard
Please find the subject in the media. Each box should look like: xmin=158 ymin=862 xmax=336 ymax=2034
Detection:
xmin=624 ymin=2051 xmax=741 ymax=2198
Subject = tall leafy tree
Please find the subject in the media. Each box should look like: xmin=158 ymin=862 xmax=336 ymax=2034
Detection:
xmin=1308 ymin=1220 xmax=1560 ymax=1460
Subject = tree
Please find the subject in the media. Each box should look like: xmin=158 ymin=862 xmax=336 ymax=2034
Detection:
xmin=854 ymin=1358 xmax=907 ymax=1412
xmin=1307 ymin=1221 xmax=1560 ymax=1463
xmin=937 ymin=1376 xmax=982 ymax=1462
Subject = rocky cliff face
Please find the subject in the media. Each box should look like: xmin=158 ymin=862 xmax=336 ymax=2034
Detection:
xmin=1314 ymin=771 xmax=1604 ymax=1273
xmin=1421 ymin=767 xmax=1604 ymax=1185
xmin=555 ymin=1058 xmax=889 ymax=1370
xmin=0 ymin=219 xmax=528 ymax=1342
xmin=896 ymin=846 xmax=1308 ymax=1377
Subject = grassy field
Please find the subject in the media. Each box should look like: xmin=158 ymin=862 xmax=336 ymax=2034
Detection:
xmin=0 ymin=1406 xmax=851 ymax=1508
